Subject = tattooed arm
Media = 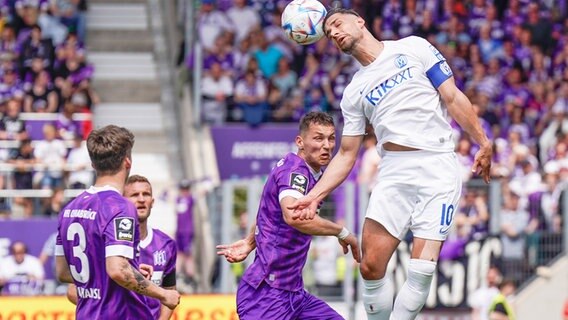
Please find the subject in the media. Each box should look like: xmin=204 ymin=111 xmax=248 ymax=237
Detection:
xmin=106 ymin=256 xmax=180 ymax=309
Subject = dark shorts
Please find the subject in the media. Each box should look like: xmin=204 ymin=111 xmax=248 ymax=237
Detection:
xmin=236 ymin=280 xmax=344 ymax=320
xmin=176 ymin=232 xmax=193 ymax=255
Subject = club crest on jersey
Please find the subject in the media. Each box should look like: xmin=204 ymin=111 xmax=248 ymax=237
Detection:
xmin=114 ymin=217 xmax=134 ymax=241
xmin=290 ymin=173 xmax=308 ymax=194
xmin=439 ymin=61 xmax=453 ymax=76
xmin=394 ymin=54 xmax=408 ymax=68
xmin=154 ymin=250 xmax=167 ymax=266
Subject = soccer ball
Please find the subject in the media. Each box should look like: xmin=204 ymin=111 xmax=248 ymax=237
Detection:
xmin=281 ymin=0 xmax=327 ymax=45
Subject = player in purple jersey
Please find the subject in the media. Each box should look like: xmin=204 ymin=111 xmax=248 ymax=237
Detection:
xmin=68 ymin=174 xmax=178 ymax=319
xmin=55 ymin=125 xmax=180 ymax=319
xmin=217 ymin=112 xmax=361 ymax=320
xmin=125 ymin=175 xmax=178 ymax=319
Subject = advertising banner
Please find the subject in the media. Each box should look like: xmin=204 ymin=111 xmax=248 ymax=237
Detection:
xmin=0 ymin=295 xmax=237 ymax=320
xmin=210 ymin=124 xmax=298 ymax=180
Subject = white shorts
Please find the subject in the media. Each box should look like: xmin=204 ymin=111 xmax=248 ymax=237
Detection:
xmin=366 ymin=150 xmax=462 ymax=241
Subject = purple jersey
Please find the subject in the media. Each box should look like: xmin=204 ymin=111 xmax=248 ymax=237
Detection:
xmin=242 ymin=153 xmax=319 ymax=292
xmin=139 ymin=228 xmax=177 ymax=319
xmin=55 ymin=186 xmax=153 ymax=319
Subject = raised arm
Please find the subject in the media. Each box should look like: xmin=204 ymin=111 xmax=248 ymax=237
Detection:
xmin=288 ymin=135 xmax=363 ymax=219
xmin=438 ymin=77 xmax=492 ymax=183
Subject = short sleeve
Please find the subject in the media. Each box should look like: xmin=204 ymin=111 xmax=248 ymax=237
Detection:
xmin=165 ymin=241 xmax=177 ymax=276
xmin=341 ymin=96 xmax=366 ymax=136
xmin=412 ymin=36 xmax=453 ymax=88
xmin=55 ymin=231 xmax=64 ymax=256
xmin=277 ymin=167 xmax=311 ymax=201
xmin=103 ymin=204 xmax=137 ymax=259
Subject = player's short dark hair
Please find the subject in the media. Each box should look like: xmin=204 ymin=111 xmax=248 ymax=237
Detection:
xmin=299 ymin=112 xmax=335 ymax=134
xmin=322 ymin=8 xmax=361 ymax=35
xmin=87 ymin=125 xmax=134 ymax=176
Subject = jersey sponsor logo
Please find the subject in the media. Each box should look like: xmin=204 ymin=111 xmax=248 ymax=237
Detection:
xmin=364 ymin=67 xmax=413 ymax=106
xmin=114 ymin=217 xmax=134 ymax=241
xmin=394 ymin=54 xmax=408 ymax=68
xmin=290 ymin=173 xmax=308 ymax=194
xmin=153 ymin=250 xmax=167 ymax=266
xmin=429 ymin=45 xmax=444 ymax=61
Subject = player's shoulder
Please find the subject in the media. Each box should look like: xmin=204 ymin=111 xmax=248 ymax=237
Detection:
xmin=273 ymin=153 xmax=309 ymax=176
xmin=395 ymin=35 xmax=429 ymax=46
xmin=152 ymin=228 xmax=174 ymax=243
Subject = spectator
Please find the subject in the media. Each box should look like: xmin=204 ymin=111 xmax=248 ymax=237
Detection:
xmin=488 ymin=279 xmax=517 ymax=320
xmin=18 ymin=25 xmax=53 ymax=72
xmin=500 ymin=190 xmax=535 ymax=283
xmin=65 ymin=133 xmax=92 ymax=189
xmin=270 ymin=57 xmax=297 ymax=101
xmin=234 ymin=70 xmax=268 ymax=127
xmin=226 ymin=0 xmax=260 ymax=43
xmin=34 ymin=123 xmax=66 ymax=189
xmin=0 ymin=241 xmax=44 ymax=295
xmin=198 ymin=0 xmax=234 ymax=52
xmin=0 ymin=67 xmax=25 ymax=102
xmin=43 ymin=187 xmax=64 ymax=216
xmin=0 ymin=99 xmax=28 ymax=142
xmin=23 ymin=70 xmax=58 ymax=113
xmin=176 ymin=179 xmax=196 ymax=290
xmin=55 ymin=100 xmax=81 ymax=141
xmin=469 ymin=266 xmax=502 ymax=320
xmin=252 ymin=31 xmax=283 ymax=79
xmin=201 ymin=61 xmax=233 ymax=125
xmin=458 ymin=189 xmax=490 ymax=241
xmin=7 ymin=138 xmax=36 ymax=217
xmin=50 ymin=0 xmax=84 ymax=42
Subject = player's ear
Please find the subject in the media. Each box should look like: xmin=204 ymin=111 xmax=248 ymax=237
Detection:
xmin=295 ymin=135 xmax=304 ymax=150
xmin=356 ymin=16 xmax=365 ymax=28
xmin=124 ymin=156 xmax=132 ymax=170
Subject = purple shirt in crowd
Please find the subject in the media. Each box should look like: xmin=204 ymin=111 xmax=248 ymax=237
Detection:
xmin=139 ymin=227 xmax=177 ymax=319
xmin=175 ymin=194 xmax=194 ymax=237
xmin=242 ymin=153 xmax=320 ymax=292
xmin=55 ymin=186 xmax=152 ymax=319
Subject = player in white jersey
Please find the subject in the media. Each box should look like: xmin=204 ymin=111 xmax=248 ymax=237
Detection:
xmin=289 ymin=8 xmax=492 ymax=320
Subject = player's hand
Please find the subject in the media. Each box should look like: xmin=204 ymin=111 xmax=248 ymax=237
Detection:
xmin=216 ymin=239 xmax=254 ymax=263
xmin=160 ymin=289 xmax=181 ymax=310
xmin=287 ymin=194 xmax=318 ymax=220
xmin=338 ymin=233 xmax=361 ymax=263
xmin=139 ymin=263 xmax=153 ymax=280
xmin=472 ymin=142 xmax=493 ymax=184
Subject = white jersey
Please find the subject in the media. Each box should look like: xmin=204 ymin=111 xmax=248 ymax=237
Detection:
xmin=341 ymin=36 xmax=455 ymax=156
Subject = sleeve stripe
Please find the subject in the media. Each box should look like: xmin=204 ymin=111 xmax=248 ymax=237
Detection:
xmin=279 ymin=189 xmax=304 ymax=202
xmin=105 ymin=245 xmax=134 ymax=259
xmin=55 ymin=245 xmax=64 ymax=256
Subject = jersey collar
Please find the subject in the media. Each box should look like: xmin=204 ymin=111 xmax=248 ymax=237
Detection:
xmin=139 ymin=227 xmax=154 ymax=249
xmin=86 ymin=185 xmax=121 ymax=195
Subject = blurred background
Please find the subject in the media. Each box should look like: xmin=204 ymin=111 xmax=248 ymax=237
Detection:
xmin=0 ymin=0 xmax=567 ymax=319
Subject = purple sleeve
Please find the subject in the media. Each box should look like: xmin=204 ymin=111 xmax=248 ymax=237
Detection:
xmin=55 ymin=228 xmax=64 ymax=256
xmin=276 ymin=166 xmax=311 ymax=200
xmin=165 ymin=241 xmax=177 ymax=276
xmin=103 ymin=207 xmax=137 ymax=259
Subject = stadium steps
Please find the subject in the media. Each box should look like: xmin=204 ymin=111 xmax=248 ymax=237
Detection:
xmin=86 ymin=0 xmax=176 ymax=223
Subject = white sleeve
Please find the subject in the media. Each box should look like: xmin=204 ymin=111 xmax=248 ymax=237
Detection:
xmin=340 ymin=95 xmax=366 ymax=136
xmin=411 ymin=36 xmax=447 ymax=69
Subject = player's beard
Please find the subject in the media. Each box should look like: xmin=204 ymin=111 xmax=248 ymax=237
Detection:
xmin=341 ymin=37 xmax=358 ymax=55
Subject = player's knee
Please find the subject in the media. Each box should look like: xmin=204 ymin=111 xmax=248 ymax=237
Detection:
xmin=360 ymin=258 xmax=386 ymax=280
xmin=407 ymin=259 xmax=437 ymax=292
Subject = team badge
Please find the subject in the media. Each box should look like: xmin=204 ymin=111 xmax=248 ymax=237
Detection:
xmin=114 ymin=217 xmax=134 ymax=241
xmin=290 ymin=173 xmax=308 ymax=194
xmin=394 ymin=54 xmax=408 ymax=68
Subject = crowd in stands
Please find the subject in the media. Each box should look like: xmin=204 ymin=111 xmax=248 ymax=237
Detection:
xmin=193 ymin=0 xmax=567 ymax=289
xmin=0 ymin=0 xmax=96 ymax=218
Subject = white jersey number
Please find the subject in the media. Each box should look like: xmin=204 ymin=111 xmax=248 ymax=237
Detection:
xmin=67 ymin=222 xmax=90 ymax=283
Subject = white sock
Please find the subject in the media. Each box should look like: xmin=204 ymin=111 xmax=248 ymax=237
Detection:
xmin=391 ymin=259 xmax=437 ymax=320
xmin=363 ymin=277 xmax=394 ymax=320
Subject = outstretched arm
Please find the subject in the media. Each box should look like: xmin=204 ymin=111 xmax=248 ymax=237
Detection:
xmin=216 ymin=223 xmax=257 ymax=263
xmin=288 ymin=135 xmax=363 ymax=219
xmin=438 ymin=77 xmax=492 ymax=183
xmin=281 ymin=197 xmax=360 ymax=262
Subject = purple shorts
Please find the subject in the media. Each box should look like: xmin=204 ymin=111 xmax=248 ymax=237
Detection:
xmin=236 ymin=280 xmax=344 ymax=320
xmin=175 ymin=232 xmax=193 ymax=255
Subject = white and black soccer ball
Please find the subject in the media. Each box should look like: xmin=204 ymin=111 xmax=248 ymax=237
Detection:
xmin=281 ymin=0 xmax=327 ymax=45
